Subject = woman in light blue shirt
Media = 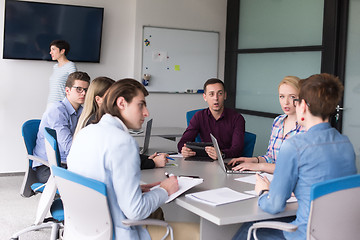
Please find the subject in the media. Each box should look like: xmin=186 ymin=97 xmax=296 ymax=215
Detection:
xmin=233 ymin=73 xmax=357 ymax=240
xmin=67 ymin=79 xmax=179 ymax=240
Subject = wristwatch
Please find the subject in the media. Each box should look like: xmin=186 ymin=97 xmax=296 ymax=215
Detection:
xmin=258 ymin=189 xmax=269 ymax=196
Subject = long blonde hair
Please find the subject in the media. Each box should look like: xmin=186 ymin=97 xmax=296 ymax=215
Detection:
xmin=278 ymin=76 xmax=300 ymax=91
xmin=74 ymin=77 xmax=114 ymax=136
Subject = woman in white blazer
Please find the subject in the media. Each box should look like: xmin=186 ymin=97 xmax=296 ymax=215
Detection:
xmin=67 ymin=79 xmax=179 ymax=240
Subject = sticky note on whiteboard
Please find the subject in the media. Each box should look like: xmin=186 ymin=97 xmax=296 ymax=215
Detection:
xmin=174 ymin=65 xmax=180 ymax=71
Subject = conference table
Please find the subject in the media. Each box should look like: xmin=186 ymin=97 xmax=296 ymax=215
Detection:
xmin=139 ymin=137 xmax=298 ymax=240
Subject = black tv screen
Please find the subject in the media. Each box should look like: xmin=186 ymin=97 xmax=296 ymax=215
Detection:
xmin=3 ymin=0 xmax=104 ymax=62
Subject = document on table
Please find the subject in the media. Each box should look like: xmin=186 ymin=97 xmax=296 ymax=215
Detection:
xmin=244 ymin=190 xmax=297 ymax=203
xmin=235 ymin=173 xmax=274 ymax=185
xmin=162 ymin=176 xmax=203 ymax=203
xmin=185 ymin=187 xmax=255 ymax=206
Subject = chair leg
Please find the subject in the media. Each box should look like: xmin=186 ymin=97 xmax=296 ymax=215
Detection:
xmin=10 ymin=222 xmax=61 ymax=240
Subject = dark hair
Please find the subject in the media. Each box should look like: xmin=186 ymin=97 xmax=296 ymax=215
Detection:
xmin=203 ymin=78 xmax=225 ymax=92
xmin=299 ymin=73 xmax=344 ymax=120
xmin=96 ymin=78 xmax=149 ymax=123
xmin=49 ymin=40 xmax=70 ymax=56
xmin=65 ymin=71 xmax=91 ymax=88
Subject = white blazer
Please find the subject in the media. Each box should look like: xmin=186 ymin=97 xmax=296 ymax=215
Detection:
xmin=67 ymin=114 xmax=168 ymax=240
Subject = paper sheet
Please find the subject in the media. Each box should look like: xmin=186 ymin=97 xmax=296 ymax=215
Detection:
xmin=235 ymin=173 xmax=274 ymax=185
xmin=151 ymin=176 xmax=203 ymax=203
xmin=244 ymin=190 xmax=297 ymax=203
xmin=185 ymin=187 xmax=255 ymax=206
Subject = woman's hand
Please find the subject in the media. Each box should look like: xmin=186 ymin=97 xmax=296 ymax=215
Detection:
xmin=228 ymin=157 xmax=257 ymax=166
xmin=149 ymin=152 xmax=169 ymax=167
xmin=232 ymin=162 xmax=260 ymax=171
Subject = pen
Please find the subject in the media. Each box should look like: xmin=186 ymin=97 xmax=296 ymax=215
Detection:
xmin=165 ymin=172 xmax=175 ymax=178
xmin=166 ymin=156 xmax=175 ymax=161
xmin=179 ymin=175 xmax=200 ymax=178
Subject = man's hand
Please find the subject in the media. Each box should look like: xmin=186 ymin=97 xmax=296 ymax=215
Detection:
xmin=181 ymin=144 xmax=196 ymax=158
xmin=205 ymin=146 xmax=218 ymax=160
xmin=255 ymin=174 xmax=270 ymax=195
xmin=160 ymin=176 xmax=179 ymax=196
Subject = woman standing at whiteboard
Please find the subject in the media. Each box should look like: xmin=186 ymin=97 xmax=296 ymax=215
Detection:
xmin=47 ymin=40 xmax=77 ymax=108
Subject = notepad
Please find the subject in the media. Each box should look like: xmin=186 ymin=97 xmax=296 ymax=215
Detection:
xmin=151 ymin=176 xmax=203 ymax=203
xmin=185 ymin=187 xmax=255 ymax=206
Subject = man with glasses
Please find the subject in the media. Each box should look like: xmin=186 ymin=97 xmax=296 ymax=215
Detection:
xmin=33 ymin=71 xmax=90 ymax=183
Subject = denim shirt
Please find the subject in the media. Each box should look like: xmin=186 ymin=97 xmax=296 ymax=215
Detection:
xmin=258 ymin=122 xmax=356 ymax=240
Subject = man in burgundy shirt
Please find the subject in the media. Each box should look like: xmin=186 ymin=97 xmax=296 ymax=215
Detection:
xmin=178 ymin=78 xmax=245 ymax=160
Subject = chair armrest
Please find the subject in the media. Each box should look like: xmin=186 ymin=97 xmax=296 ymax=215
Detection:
xmin=28 ymin=155 xmax=49 ymax=167
xmin=252 ymin=221 xmax=298 ymax=232
xmin=122 ymin=218 xmax=170 ymax=227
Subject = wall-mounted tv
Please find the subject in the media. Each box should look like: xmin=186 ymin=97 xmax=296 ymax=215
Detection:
xmin=3 ymin=0 xmax=104 ymax=63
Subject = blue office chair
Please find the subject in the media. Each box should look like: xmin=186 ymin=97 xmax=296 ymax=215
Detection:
xmin=186 ymin=108 xmax=203 ymax=142
xmin=243 ymin=131 xmax=256 ymax=157
xmin=247 ymin=174 xmax=360 ymax=240
xmin=20 ymin=119 xmax=47 ymax=197
xmin=11 ymin=122 xmax=63 ymax=240
xmin=186 ymin=109 xmax=256 ymax=156
xmin=52 ymin=166 xmax=174 ymax=240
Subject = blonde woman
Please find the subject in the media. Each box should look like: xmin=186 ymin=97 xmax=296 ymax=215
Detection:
xmin=74 ymin=76 xmax=115 ymax=136
xmin=229 ymin=76 xmax=305 ymax=173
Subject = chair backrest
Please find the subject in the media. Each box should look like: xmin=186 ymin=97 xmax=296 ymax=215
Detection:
xmin=52 ymin=166 xmax=113 ymax=240
xmin=22 ymin=119 xmax=41 ymax=166
xmin=242 ymin=131 xmax=256 ymax=157
xmin=186 ymin=109 xmax=203 ymax=142
xmin=307 ymin=174 xmax=360 ymax=240
xmin=186 ymin=109 xmax=256 ymax=156
xmin=44 ymin=127 xmax=61 ymax=168
xmin=20 ymin=119 xmax=41 ymax=197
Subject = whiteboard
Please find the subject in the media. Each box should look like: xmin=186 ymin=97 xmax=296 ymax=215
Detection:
xmin=142 ymin=27 xmax=219 ymax=93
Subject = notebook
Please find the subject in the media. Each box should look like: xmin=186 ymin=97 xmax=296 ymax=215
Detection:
xmin=210 ymin=133 xmax=260 ymax=174
xmin=139 ymin=119 xmax=153 ymax=154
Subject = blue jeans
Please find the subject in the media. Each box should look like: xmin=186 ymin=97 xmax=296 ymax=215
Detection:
xmin=232 ymin=216 xmax=296 ymax=240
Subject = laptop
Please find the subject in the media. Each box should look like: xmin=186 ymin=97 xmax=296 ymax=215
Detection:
xmin=210 ymin=133 xmax=259 ymax=174
xmin=139 ymin=119 xmax=153 ymax=154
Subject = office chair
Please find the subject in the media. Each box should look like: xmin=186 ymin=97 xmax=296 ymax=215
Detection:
xmin=20 ymin=119 xmax=48 ymax=197
xmin=11 ymin=122 xmax=63 ymax=240
xmin=186 ymin=108 xmax=203 ymax=142
xmin=51 ymin=166 xmax=174 ymax=240
xmin=186 ymin=109 xmax=257 ymax=156
xmin=247 ymin=174 xmax=360 ymax=240
xmin=242 ymin=131 xmax=256 ymax=157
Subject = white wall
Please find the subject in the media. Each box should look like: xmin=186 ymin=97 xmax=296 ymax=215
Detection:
xmin=0 ymin=0 xmax=227 ymax=173
xmin=0 ymin=0 xmax=138 ymax=173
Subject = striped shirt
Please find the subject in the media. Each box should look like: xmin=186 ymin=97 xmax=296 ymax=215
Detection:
xmin=47 ymin=61 xmax=77 ymax=104
xmin=261 ymin=114 xmax=305 ymax=163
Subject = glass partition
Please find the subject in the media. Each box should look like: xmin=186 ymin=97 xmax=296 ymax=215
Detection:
xmin=236 ymin=51 xmax=321 ymax=112
xmin=238 ymin=0 xmax=324 ymax=49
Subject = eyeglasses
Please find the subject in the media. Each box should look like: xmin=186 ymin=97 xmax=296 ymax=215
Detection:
xmin=72 ymin=86 xmax=88 ymax=93
xmin=293 ymin=98 xmax=310 ymax=107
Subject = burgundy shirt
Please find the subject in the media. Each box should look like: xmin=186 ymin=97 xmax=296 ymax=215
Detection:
xmin=177 ymin=108 xmax=245 ymax=158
